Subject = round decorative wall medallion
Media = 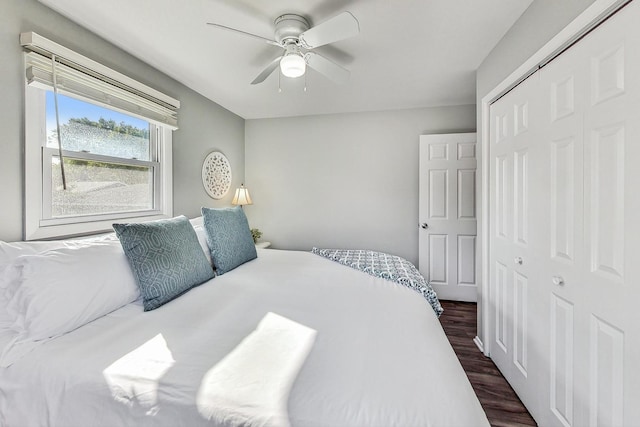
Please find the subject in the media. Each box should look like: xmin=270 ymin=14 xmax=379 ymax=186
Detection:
xmin=202 ymin=151 xmax=232 ymax=199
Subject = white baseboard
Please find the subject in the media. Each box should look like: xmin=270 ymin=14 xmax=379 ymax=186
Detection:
xmin=473 ymin=336 xmax=485 ymax=355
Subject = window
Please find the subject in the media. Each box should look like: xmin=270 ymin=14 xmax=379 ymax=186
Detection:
xmin=23 ymin=32 xmax=179 ymax=240
xmin=44 ymin=92 xmax=156 ymax=217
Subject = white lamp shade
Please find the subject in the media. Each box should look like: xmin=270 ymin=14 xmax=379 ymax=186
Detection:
xmin=232 ymin=186 xmax=253 ymax=206
xmin=280 ymin=53 xmax=306 ymax=78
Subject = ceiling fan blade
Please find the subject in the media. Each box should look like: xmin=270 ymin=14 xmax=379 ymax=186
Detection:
xmin=251 ymin=56 xmax=283 ymax=85
xmin=299 ymin=11 xmax=360 ymax=49
xmin=305 ymin=52 xmax=350 ymax=84
xmin=206 ymin=22 xmax=282 ymax=47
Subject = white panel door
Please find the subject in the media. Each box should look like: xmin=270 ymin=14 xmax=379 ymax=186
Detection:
xmin=487 ymin=2 xmax=640 ymax=426
xmin=581 ymin=15 xmax=640 ymax=427
xmin=538 ymin=23 xmax=587 ymax=427
xmin=538 ymin=2 xmax=640 ymax=425
xmin=489 ymin=72 xmax=545 ymax=421
xmin=419 ymin=133 xmax=477 ymax=302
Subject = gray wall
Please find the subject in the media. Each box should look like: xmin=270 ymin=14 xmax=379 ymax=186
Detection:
xmin=477 ymin=0 xmax=596 ymax=120
xmin=0 ymin=0 xmax=245 ymax=242
xmin=245 ymin=105 xmax=476 ymax=266
xmin=475 ymin=0 xmax=596 ymax=346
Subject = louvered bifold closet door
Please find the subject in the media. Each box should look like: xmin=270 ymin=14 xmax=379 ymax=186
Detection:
xmin=489 ymin=1 xmax=640 ymax=426
xmin=489 ymin=71 xmax=546 ymax=421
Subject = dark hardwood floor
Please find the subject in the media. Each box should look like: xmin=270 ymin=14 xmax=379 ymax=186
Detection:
xmin=439 ymin=300 xmax=537 ymax=427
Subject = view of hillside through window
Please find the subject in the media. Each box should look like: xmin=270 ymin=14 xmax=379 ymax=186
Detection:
xmin=46 ymin=92 xmax=154 ymax=217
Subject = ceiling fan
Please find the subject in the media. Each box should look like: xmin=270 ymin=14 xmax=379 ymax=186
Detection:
xmin=207 ymin=11 xmax=360 ymax=85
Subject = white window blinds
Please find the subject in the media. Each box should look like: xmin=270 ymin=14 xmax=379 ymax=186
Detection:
xmin=21 ymin=32 xmax=179 ymax=129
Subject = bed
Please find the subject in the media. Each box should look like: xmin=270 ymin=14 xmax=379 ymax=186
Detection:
xmin=0 ymin=214 xmax=488 ymax=427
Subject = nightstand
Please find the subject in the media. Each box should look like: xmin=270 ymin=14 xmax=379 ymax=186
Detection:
xmin=255 ymin=241 xmax=271 ymax=249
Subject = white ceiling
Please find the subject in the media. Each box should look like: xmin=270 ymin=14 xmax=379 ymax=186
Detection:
xmin=38 ymin=0 xmax=532 ymax=120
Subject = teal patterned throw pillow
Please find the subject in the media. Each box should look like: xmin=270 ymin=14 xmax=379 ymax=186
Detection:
xmin=201 ymin=206 xmax=257 ymax=275
xmin=113 ymin=216 xmax=215 ymax=311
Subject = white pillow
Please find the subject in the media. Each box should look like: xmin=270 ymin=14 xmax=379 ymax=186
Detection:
xmin=1 ymin=241 xmax=139 ymax=367
xmin=189 ymin=216 xmax=204 ymax=227
xmin=0 ymin=234 xmax=119 ymax=288
xmin=190 ymin=216 xmax=212 ymax=265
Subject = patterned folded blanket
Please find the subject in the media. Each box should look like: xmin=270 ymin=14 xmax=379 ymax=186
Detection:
xmin=311 ymin=248 xmax=443 ymax=317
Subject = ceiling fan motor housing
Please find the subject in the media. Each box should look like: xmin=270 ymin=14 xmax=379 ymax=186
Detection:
xmin=274 ymin=14 xmax=309 ymax=45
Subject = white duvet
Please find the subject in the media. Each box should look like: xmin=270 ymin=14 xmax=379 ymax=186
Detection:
xmin=0 ymin=249 xmax=488 ymax=427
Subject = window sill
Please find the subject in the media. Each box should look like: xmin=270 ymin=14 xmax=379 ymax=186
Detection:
xmin=26 ymin=212 xmax=173 ymax=241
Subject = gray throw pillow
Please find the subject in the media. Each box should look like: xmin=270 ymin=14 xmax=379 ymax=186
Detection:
xmin=201 ymin=206 xmax=257 ymax=275
xmin=113 ymin=215 xmax=214 ymax=311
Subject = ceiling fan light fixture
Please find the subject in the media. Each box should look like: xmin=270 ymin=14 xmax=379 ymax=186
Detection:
xmin=208 ymin=11 xmax=360 ymax=86
xmin=280 ymin=50 xmax=306 ymax=78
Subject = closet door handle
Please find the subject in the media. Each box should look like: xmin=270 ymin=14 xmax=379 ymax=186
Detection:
xmin=514 ymin=256 xmax=523 ymax=265
xmin=420 ymin=223 xmax=429 ymax=229
xmin=552 ymin=276 xmax=565 ymax=286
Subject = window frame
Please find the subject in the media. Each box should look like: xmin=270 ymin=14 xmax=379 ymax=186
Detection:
xmin=25 ymin=87 xmax=173 ymax=240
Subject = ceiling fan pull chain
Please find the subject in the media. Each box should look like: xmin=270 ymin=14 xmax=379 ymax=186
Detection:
xmin=278 ymin=71 xmax=282 ymax=93
xmin=304 ymin=72 xmax=307 ymax=92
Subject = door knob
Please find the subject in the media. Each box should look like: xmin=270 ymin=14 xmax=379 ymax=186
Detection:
xmin=420 ymin=223 xmax=428 ymax=229
xmin=514 ymin=256 xmax=523 ymax=265
xmin=552 ymin=276 xmax=565 ymax=286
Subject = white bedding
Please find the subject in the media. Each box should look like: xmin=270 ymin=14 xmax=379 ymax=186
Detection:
xmin=0 ymin=249 xmax=488 ymax=427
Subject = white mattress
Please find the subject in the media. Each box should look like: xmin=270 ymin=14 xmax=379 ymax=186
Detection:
xmin=0 ymin=249 xmax=488 ymax=426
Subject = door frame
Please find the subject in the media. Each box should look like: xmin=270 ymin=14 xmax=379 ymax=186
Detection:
xmin=477 ymin=0 xmax=630 ymax=356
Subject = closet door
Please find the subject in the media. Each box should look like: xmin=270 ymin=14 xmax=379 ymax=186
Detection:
xmin=538 ymin=2 xmax=640 ymax=425
xmin=538 ymin=32 xmax=587 ymax=427
xmin=489 ymin=72 xmax=544 ymax=420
